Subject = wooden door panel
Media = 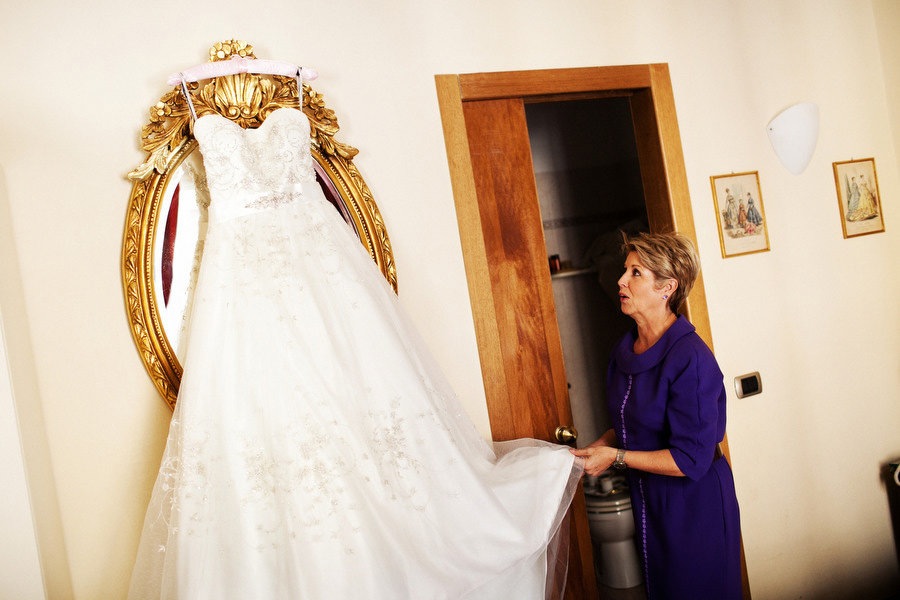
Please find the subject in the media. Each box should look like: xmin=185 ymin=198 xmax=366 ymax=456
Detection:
xmin=436 ymin=74 xmax=597 ymax=599
xmin=461 ymin=98 xmax=571 ymax=440
xmin=453 ymin=96 xmax=597 ymax=600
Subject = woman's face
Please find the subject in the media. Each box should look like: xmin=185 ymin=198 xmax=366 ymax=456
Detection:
xmin=617 ymin=251 xmax=669 ymax=319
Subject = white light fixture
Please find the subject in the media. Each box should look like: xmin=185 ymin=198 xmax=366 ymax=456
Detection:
xmin=766 ymin=102 xmax=819 ymax=175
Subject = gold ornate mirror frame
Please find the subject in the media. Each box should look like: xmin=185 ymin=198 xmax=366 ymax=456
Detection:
xmin=123 ymin=40 xmax=397 ymax=408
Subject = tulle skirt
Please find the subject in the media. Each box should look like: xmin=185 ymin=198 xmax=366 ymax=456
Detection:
xmin=128 ymin=181 xmax=582 ymax=599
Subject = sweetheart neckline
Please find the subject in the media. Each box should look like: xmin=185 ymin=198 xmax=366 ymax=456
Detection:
xmin=194 ymin=107 xmax=308 ymax=134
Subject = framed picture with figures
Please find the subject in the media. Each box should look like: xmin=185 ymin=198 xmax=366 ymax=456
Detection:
xmin=710 ymin=171 xmax=770 ymax=258
xmin=833 ymin=157 xmax=885 ymax=238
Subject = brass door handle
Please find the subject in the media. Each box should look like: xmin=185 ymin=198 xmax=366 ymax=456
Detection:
xmin=554 ymin=425 xmax=578 ymax=444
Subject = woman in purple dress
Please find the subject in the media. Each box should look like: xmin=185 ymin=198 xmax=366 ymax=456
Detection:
xmin=572 ymin=232 xmax=742 ymax=599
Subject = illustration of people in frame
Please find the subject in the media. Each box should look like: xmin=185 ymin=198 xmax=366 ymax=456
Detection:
xmin=712 ymin=171 xmax=770 ymax=257
xmin=833 ymin=158 xmax=885 ymax=239
xmin=843 ymin=170 xmax=879 ymax=222
xmin=720 ymin=183 xmax=765 ymax=239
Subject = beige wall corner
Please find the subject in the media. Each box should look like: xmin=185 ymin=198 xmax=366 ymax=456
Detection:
xmin=0 ymin=165 xmax=73 ymax=599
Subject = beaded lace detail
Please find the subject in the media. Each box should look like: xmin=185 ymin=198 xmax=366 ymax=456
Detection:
xmin=193 ymin=108 xmax=315 ymax=223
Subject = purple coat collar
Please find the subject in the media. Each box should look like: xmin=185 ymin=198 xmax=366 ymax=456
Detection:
xmin=613 ymin=314 xmax=696 ymax=374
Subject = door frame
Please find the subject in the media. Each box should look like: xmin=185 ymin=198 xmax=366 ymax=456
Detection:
xmin=435 ymin=64 xmax=749 ymax=599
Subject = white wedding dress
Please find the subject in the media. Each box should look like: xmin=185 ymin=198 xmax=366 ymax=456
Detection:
xmin=128 ymin=106 xmax=582 ymax=600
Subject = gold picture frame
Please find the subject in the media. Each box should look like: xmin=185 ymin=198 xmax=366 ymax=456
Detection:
xmin=710 ymin=171 xmax=770 ymax=258
xmin=832 ymin=157 xmax=885 ymax=238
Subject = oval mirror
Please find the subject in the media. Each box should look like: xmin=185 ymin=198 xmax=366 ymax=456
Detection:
xmin=122 ymin=41 xmax=397 ymax=409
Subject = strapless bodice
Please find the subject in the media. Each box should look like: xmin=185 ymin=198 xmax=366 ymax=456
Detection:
xmin=193 ymin=108 xmax=316 ymax=223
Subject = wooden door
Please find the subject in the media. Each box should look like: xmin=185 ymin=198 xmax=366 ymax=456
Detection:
xmin=461 ymin=95 xmax=596 ymax=598
xmin=435 ymin=65 xmax=749 ymax=599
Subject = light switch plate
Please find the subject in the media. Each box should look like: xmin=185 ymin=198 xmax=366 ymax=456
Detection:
xmin=734 ymin=372 xmax=762 ymax=398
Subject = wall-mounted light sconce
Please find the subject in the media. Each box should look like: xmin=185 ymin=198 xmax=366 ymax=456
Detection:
xmin=766 ymin=102 xmax=819 ymax=175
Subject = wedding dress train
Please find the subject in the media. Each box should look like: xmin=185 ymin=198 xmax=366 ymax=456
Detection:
xmin=127 ymin=106 xmax=582 ymax=600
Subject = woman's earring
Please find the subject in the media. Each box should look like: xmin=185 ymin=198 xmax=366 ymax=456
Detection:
xmin=663 ymin=295 xmax=668 ymax=300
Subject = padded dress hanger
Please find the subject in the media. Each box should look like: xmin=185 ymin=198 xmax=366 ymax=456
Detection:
xmin=167 ymin=55 xmax=317 ymax=86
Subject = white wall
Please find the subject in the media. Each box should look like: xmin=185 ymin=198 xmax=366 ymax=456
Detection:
xmin=1 ymin=1 xmax=898 ymax=598
xmin=0 ymin=312 xmax=45 ymax=600
xmin=0 ymin=162 xmax=72 ymax=599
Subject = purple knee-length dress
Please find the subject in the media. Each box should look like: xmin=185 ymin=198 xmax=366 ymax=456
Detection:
xmin=607 ymin=315 xmax=742 ymax=599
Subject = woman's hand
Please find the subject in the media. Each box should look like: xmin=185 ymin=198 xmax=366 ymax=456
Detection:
xmin=569 ymin=446 xmax=616 ymax=476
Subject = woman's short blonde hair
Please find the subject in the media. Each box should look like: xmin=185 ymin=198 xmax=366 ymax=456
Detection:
xmin=622 ymin=231 xmax=700 ymax=313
